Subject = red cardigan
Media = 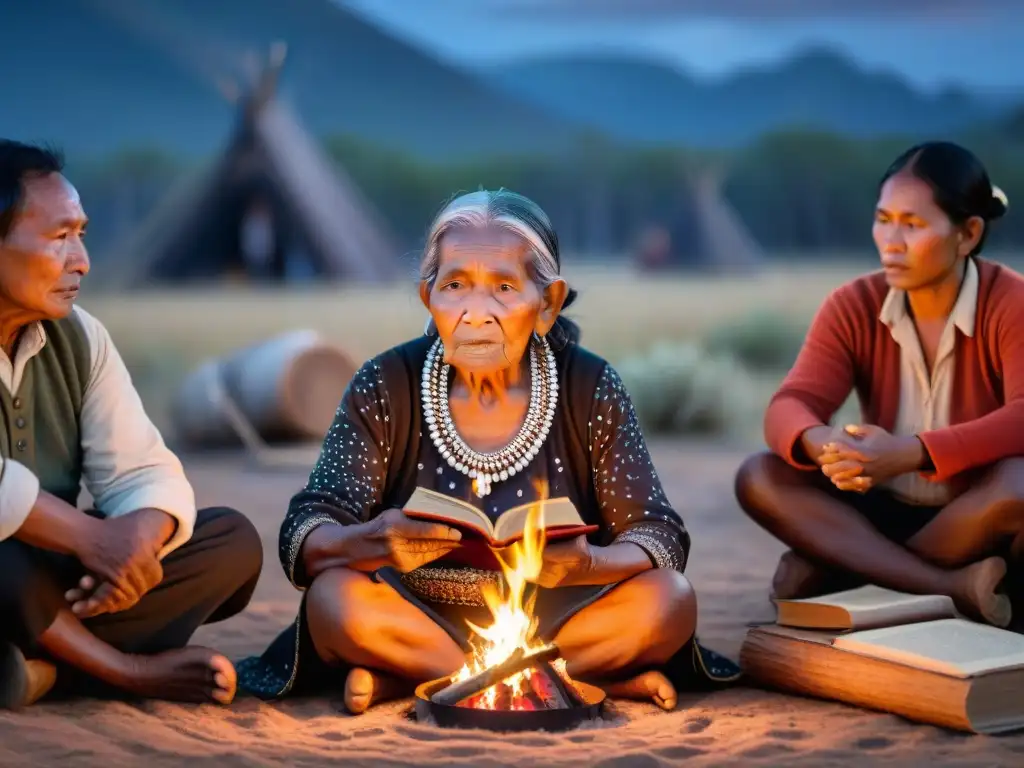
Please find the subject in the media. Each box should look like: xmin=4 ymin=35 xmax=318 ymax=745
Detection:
xmin=765 ymin=258 xmax=1024 ymax=485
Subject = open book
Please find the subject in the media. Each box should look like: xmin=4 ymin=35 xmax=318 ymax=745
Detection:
xmin=831 ymin=617 xmax=1024 ymax=678
xmin=402 ymin=486 xmax=598 ymax=548
xmin=740 ymin=619 xmax=1024 ymax=733
xmin=773 ymin=585 xmax=957 ymax=632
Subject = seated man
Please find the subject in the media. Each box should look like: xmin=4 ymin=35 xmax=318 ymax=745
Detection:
xmin=734 ymin=141 xmax=1023 ymax=628
xmin=0 ymin=140 xmax=263 ymax=709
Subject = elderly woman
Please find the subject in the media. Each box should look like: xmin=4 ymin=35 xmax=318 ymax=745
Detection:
xmin=239 ymin=190 xmax=739 ymax=712
xmin=734 ymin=141 xmax=1024 ymax=627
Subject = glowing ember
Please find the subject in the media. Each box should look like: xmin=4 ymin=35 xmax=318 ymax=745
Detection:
xmin=450 ymin=480 xmax=577 ymax=710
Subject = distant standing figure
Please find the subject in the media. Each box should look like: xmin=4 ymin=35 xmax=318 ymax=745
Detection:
xmin=734 ymin=141 xmax=1022 ymax=627
xmin=0 ymin=140 xmax=263 ymax=709
xmin=634 ymin=225 xmax=672 ymax=271
xmin=239 ymin=196 xmax=276 ymax=279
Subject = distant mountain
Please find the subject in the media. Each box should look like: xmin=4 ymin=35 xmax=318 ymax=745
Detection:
xmin=480 ymin=47 xmax=1019 ymax=147
xmin=0 ymin=0 xmax=586 ymax=161
xmin=3 ymin=2 xmax=1017 ymax=163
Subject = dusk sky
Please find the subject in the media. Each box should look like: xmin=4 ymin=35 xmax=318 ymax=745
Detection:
xmin=340 ymin=0 xmax=1020 ymax=94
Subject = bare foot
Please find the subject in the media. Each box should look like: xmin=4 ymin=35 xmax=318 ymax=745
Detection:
xmin=0 ymin=643 xmax=57 ymax=710
xmin=771 ymin=551 xmax=831 ymax=599
xmin=602 ymin=670 xmax=677 ymax=711
xmin=122 ymin=647 xmax=237 ymax=705
xmin=955 ymin=557 xmax=1012 ymax=627
xmin=343 ymin=668 xmax=410 ymax=714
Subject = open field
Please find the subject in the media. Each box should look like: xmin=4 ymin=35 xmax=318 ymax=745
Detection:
xmin=81 ymin=261 xmax=875 ymax=440
xmin=85 ymin=261 xmax=867 ymax=364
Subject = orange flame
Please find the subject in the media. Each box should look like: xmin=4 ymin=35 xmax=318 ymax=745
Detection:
xmin=450 ymin=479 xmax=553 ymax=709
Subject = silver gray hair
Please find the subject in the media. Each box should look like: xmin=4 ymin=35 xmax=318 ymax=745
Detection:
xmin=418 ymin=188 xmax=580 ymax=347
xmin=419 ymin=189 xmax=561 ymax=292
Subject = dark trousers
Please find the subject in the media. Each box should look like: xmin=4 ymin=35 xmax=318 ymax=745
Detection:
xmin=0 ymin=507 xmax=263 ymax=666
xmin=821 ymin=482 xmax=943 ymax=544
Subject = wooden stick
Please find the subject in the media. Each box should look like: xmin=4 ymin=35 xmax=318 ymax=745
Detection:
xmin=529 ymin=664 xmax=571 ymax=710
xmin=546 ymin=662 xmax=586 ymax=707
xmin=431 ymin=643 xmax=560 ymax=706
xmin=493 ymin=681 xmax=513 ymax=711
xmin=522 ymin=683 xmax=551 ymax=711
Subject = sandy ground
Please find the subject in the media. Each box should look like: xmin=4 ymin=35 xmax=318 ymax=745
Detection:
xmin=1 ymin=442 xmax=1022 ymax=767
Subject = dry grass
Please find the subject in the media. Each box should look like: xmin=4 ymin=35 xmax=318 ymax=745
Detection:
xmin=85 ymin=262 xmax=865 ymax=355
xmin=75 ymin=261 xmax=871 ymax=438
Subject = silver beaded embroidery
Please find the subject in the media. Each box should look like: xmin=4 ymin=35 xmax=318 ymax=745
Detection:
xmin=400 ymin=566 xmax=501 ymax=606
xmin=615 ymin=522 xmax=687 ymax=572
xmin=279 ymin=360 xmax=388 ymax=586
xmin=285 ymin=513 xmax=340 ymax=589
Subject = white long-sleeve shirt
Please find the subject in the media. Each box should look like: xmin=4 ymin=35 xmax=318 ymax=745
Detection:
xmin=0 ymin=305 xmax=196 ymax=557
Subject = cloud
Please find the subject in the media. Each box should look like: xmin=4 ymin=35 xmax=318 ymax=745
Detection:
xmin=485 ymin=0 xmax=1020 ymax=21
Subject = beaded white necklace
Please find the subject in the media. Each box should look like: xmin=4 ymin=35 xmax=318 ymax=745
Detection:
xmin=421 ymin=336 xmax=558 ymax=497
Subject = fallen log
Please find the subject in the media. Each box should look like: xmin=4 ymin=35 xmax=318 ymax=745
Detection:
xmin=173 ymin=329 xmax=356 ymax=448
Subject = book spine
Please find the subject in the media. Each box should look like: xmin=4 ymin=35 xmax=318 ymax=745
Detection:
xmin=739 ymin=631 xmax=973 ymax=732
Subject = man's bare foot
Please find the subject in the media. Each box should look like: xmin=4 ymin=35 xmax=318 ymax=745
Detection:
xmin=343 ymin=668 xmax=410 ymax=714
xmin=0 ymin=643 xmax=57 ymax=710
xmin=121 ymin=647 xmax=237 ymax=705
xmin=955 ymin=557 xmax=1012 ymax=627
xmin=602 ymin=670 xmax=677 ymax=711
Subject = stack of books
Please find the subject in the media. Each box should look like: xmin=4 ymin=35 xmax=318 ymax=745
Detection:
xmin=740 ymin=585 xmax=1024 ymax=734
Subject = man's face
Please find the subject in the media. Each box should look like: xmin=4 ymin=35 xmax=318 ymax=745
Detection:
xmin=0 ymin=173 xmax=90 ymax=321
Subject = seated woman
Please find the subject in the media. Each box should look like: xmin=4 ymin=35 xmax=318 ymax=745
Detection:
xmin=734 ymin=141 xmax=1023 ymax=627
xmin=238 ymin=189 xmax=739 ymax=713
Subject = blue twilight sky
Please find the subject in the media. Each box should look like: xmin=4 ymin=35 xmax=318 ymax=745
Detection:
xmin=339 ymin=0 xmax=1021 ymax=94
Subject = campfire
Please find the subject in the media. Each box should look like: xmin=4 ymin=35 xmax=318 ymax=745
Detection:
xmin=415 ymin=486 xmax=606 ymax=731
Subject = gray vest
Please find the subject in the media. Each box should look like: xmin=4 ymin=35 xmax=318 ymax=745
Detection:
xmin=0 ymin=315 xmax=91 ymax=506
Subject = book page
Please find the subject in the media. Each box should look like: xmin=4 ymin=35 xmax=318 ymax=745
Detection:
xmin=777 ymin=585 xmax=955 ymax=628
xmin=492 ymin=497 xmax=581 ymax=542
xmin=779 ymin=585 xmax=951 ymax=614
xmin=403 ymin=487 xmax=492 ymax=536
xmin=833 ymin=618 xmax=1024 ymax=677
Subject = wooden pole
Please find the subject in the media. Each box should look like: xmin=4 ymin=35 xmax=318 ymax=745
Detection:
xmin=430 ymin=644 xmax=560 ymax=706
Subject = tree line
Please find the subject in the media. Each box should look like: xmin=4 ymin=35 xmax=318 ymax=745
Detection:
xmin=69 ymin=127 xmax=1024 ymax=260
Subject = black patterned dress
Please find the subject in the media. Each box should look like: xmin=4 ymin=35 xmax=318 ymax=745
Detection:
xmin=238 ymin=335 xmax=740 ymax=699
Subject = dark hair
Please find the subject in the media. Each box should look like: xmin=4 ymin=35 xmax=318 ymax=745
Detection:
xmin=0 ymin=140 xmax=65 ymax=240
xmin=879 ymin=141 xmax=1008 ymax=257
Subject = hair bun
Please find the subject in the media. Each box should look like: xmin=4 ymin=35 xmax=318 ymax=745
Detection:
xmin=989 ymin=185 xmax=1009 ymax=220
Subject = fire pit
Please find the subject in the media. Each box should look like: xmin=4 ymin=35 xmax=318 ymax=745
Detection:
xmin=414 ymin=643 xmax=606 ymax=732
xmin=411 ymin=486 xmax=608 ymax=731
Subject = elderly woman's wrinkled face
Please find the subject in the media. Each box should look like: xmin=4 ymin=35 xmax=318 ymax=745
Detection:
xmin=422 ymin=225 xmax=558 ymax=375
xmin=0 ymin=173 xmax=90 ymax=320
xmin=872 ymin=173 xmax=982 ymax=291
